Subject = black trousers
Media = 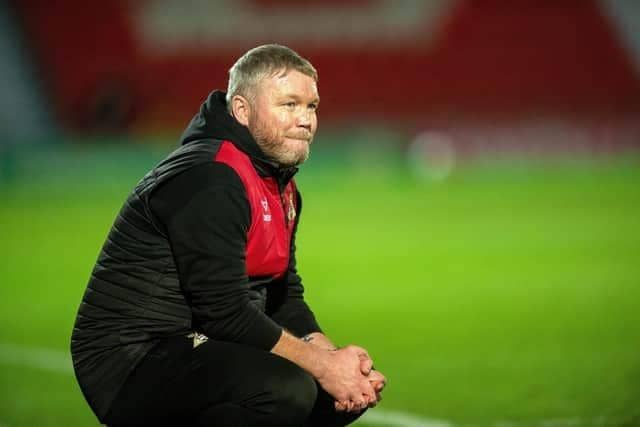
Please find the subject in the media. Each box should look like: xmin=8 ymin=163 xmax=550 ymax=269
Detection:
xmin=104 ymin=335 xmax=365 ymax=427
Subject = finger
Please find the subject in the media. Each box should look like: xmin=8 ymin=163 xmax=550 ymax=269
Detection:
xmin=365 ymin=394 xmax=377 ymax=408
xmin=368 ymin=370 xmax=385 ymax=382
xmin=345 ymin=400 xmax=354 ymax=412
xmin=360 ymin=357 xmax=373 ymax=375
xmin=361 ymin=396 xmax=371 ymax=410
xmin=334 ymin=401 xmax=347 ymax=412
xmin=366 ymin=392 xmax=378 ymax=408
xmin=369 ymin=371 xmax=387 ymax=390
xmin=361 ymin=389 xmax=377 ymax=408
xmin=369 ymin=380 xmax=384 ymax=391
xmin=346 ymin=344 xmax=370 ymax=359
xmin=363 ymin=379 xmax=377 ymax=399
xmin=353 ymin=399 xmax=367 ymax=412
xmin=355 ymin=347 xmax=371 ymax=362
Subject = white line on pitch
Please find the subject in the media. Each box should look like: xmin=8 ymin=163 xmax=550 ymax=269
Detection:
xmin=0 ymin=342 xmax=72 ymax=374
xmin=362 ymin=409 xmax=453 ymax=427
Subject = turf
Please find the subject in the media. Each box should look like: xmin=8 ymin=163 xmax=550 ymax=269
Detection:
xmin=1 ymin=147 xmax=639 ymax=426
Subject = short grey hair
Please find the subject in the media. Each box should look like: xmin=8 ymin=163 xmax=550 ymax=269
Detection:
xmin=226 ymin=44 xmax=318 ymax=111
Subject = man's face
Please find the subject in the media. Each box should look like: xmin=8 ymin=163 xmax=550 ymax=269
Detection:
xmin=247 ymin=69 xmax=319 ymax=167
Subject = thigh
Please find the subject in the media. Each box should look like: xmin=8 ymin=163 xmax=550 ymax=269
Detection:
xmin=104 ymin=335 xmax=314 ymax=426
xmin=183 ymin=335 xmax=312 ymax=407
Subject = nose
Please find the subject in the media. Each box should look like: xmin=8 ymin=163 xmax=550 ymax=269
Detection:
xmin=296 ymin=109 xmax=312 ymax=131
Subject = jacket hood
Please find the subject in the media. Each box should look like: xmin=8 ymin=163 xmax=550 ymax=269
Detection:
xmin=179 ymin=91 xmax=298 ymax=180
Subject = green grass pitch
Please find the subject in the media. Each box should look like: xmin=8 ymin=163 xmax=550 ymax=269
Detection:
xmin=1 ymin=147 xmax=639 ymax=426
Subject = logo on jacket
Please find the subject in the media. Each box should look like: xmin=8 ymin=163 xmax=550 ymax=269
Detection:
xmin=261 ymin=197 xmax=272 ymax=222
xmin=287 ymin=193 xmax=296 ymax=223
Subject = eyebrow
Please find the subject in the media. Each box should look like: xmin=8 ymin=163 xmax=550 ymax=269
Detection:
xmin=282 ymin=93 xmax=320 ymax=104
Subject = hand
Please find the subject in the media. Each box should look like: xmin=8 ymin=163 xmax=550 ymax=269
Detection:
xmin=335 ymin=369 xmax=386 ymax=412
xmin=316 ymin=345 xmax=377 ymax=412
xmin=333 ymin=346 xmax=375 ymax=413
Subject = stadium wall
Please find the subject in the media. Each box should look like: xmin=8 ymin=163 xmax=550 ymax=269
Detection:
xmin=9 ymin=0 xmax=640 ymax=151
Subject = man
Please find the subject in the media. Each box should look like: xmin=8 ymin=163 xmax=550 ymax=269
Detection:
xmin=71 ymin=44 xmax=386 ymax=427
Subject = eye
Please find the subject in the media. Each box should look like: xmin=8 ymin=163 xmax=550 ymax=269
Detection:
xmin=283 ymin=102 xmax=296 ymax=109
xmin=308 ymin=103 xmax=318 ymax=111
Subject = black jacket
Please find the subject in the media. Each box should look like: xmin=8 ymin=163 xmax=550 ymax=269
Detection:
xmin=71 ymin=91 xmax=321 ymax=421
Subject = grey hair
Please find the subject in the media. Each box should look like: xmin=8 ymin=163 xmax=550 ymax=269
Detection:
xmin=226 ymin=44 xmax=318 ymax=111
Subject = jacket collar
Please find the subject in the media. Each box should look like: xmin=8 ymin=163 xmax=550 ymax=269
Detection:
xmin=180 ymin=90 xmax=298 ymax=185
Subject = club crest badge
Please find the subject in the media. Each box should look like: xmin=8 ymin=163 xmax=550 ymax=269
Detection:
xmin=287 ymin=193 xmax=296 ymax=223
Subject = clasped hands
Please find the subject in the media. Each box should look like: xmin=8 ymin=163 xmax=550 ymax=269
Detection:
xmin=317 ymin=345 xmax=387 ymax=413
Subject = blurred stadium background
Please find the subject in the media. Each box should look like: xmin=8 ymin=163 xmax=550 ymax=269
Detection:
xmin=1 ymin=1 xmax=639 ymax=426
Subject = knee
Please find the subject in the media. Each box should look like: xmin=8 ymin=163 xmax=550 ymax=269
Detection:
xmin=264 ymin=363 xmax=317 ymax=426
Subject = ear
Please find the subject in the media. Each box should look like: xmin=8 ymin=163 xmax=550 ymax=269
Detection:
xmin=230 ymin=95 xmax=251 ymax=127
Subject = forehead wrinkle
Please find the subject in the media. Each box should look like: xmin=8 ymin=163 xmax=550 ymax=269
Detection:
xmin=259 ymin=70 xmax=319 ymax=103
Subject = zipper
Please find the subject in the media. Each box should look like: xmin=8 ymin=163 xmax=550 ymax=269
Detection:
xmin=278 ymin=181 xmax=290 ymax=228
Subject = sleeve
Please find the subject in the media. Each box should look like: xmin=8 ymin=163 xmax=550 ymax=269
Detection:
xmin=268 ymin=189 xmax=323 ymax=337
xmin=150 ymin=161 xmax=283 ymax=350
